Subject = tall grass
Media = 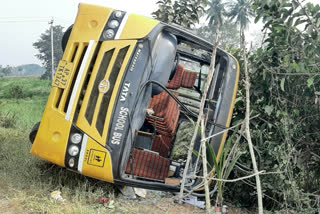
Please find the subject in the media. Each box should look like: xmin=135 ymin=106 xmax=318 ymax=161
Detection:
xmin=0 ymin=77 xmax=50 ymax=129
xmin=0 ymin=77 xmax=115 ymax=214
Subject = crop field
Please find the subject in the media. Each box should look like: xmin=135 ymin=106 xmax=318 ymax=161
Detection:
xmin=0 ymin=77 xmax=210 ymax=214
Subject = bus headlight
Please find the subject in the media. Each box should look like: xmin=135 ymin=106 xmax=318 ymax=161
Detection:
xmin=114 ymin=11 xmax=123 ymax=18
xmin=103 ymin=29 xmax=115 ymax=39
xmin=108 ymin=20 xmax=119 ymax=29
xmin=70 ymin=133 xmax=82 ymax=144
xmin=68 ymin=158 xmax=75 ymax=167
xmin=68 ymin=145 xmax=79 ymax=156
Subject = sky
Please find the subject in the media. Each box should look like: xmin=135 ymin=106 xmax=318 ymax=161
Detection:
xmin=0 ymin=0 xmax=158 ymax=66
xmin=0 ymin=0 xmax=318 ymax=67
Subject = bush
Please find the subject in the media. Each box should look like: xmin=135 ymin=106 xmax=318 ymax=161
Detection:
xmin=0 ymin=111 xmax=17 ymax=128
xmin=224 ymin=1 xmax=320 ymax=212
xmin=9 ymin=85 xmax=24 ymax=99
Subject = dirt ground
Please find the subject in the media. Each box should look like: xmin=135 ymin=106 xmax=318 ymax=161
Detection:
xmin=0 ymin=198 xmax=247 ymax=214
xmin=0 ymin=199 xmax=24 ymax=214
xmin=0 ymin=187 xmax=249 ymax=214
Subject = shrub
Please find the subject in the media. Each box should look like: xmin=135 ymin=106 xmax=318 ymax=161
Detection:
xmin=0 ymin=111 xmax=17 ymax=128
xmin=9 ymin=86 xmax=24 ymax=99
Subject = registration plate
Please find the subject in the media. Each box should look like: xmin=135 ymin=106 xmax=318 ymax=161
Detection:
xmin=52 ymin=60 xmax=74 ymax=89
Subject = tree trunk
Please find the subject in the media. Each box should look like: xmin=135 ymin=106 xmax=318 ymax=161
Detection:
xmin=242 ymin=29 xmax=264 ymax=214
xmin=178 ymin=21 xmax=220 ymax=213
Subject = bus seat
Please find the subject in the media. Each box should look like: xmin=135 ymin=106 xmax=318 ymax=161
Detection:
xmin=125 ymin=149 xmax=170 ymax=180
xmin=167 ymin=65 xmax=185 ymax=89
xmin=146 ymin=91 xmax=180 ymax=137
xmin=152 ymin=135 xmax=173 ymax=157
xmin=181 ymin=70 xmax=197 ymax=88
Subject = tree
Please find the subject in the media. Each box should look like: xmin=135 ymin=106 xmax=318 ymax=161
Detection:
xmin=0 ymin=65 xmax=13 ymax=77
xmin=228 ymin=0 xmax=255 ymax=46
xmin=152 ymin=0 xmax=206 ymax=28
xmin=196 ymin=20 xmax=240 ymax=49
xmin=206 ymin=0 xmax=227 ymax=31
xmin=33 ymin=25 xmax=64 ymax=80
xmin=249 ymin=0 xmax=320 ymax=210
xmin=228 ymin=1 xmax=264 ymax=213
xmin=226 ymin=0 xmax=320 ymax=212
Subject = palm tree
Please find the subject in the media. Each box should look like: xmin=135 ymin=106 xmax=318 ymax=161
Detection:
xmin=206 ymin=0 xmax=227 ymax=33
xmin=228 ymin=0 xmax=255 ymax=46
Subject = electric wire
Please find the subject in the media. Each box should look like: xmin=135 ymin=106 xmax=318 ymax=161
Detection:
xmin=0 ymin=20 xmax=48 ymax=23
xmin=0 ymin=16 xmax=72 ymax=25
xmin=0 ymin=16 xmax=49 ymax=19
xmin=187 ymin=186 xmax=218 ymax=197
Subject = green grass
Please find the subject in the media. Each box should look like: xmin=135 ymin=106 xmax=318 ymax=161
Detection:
xmin=0 ymin=77 xmax=50 ymax=129
xmin=0 ymin=77 xmax=115 ymax=214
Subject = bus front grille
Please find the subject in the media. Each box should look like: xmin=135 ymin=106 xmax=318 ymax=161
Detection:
xmin=95 ymin=46 xmax=129 ymax=135
xmin=85 ymin=49 xmax=115 ymax=125
xmin=78 ymin=44 xmax=131 ymax=139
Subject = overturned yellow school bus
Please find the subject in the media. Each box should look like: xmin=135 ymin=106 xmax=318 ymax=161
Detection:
xmin=29 ymin=4 xmax=239 ymax=192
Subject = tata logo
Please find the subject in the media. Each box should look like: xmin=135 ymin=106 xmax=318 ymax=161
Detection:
xmin=120 ymin=82 xmax=131 ymax=102
xmin=98 ymin=79 xmax=110 ymax=94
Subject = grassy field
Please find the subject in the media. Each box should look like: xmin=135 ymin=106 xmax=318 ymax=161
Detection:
xmin=0 ymin=77 xmax=209 ymax=214
xmin=0 ymin=77 xmax=118 ymax=213
xmin=0 ymin=77 xmax=50 ymax=129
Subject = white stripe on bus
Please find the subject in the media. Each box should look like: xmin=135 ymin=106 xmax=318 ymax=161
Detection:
xmin=78 ymin=134 xmax=88 ymax=173
xmin=65 ymin=40 xmax=95 ymax=121
xmin=115 ymin=13 xmax=130 ymax=40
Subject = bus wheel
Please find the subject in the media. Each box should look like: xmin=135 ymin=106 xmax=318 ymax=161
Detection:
xmin=29 ymin=122 xmax=40 ymax=144
xmin=61 ymin=25 xmax=73 ymax=52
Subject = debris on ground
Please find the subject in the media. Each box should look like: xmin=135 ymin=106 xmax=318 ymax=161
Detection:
xmin=50 ymin=191 xmax=66 ymax=202
xmin=134 ymin=188 xmax=147 ymax=198
xmin=210 ymin=205 xmax=229 ymax=214
xmin=182 ymin=195 xmax=205 ymax=209
xmin=98 ymin=197 xmax=115 ymax=209
xmin=222 ymin=205 xmax=228 ymax=214
xmin=118 ymin=185 xmax=149 ymax=199
xmin=99 ymin=197 xmax=109 ymax=204
xmin=104 ymin=199 xmax=115 ymax=209
xmin=213 ymin=206 xmax=221 ymax=214
xmin=117 ymin=186 xmax=137 ymax=199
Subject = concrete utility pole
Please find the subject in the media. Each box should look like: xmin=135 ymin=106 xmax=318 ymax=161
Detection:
xmin=49 ymin=18 xmax=54 ymax=82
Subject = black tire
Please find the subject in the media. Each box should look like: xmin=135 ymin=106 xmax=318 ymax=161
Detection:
xmin=61 ymin=25 xmax=73 ymax=52
xmin=29 ymin=122 xmax=40 ymax=144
